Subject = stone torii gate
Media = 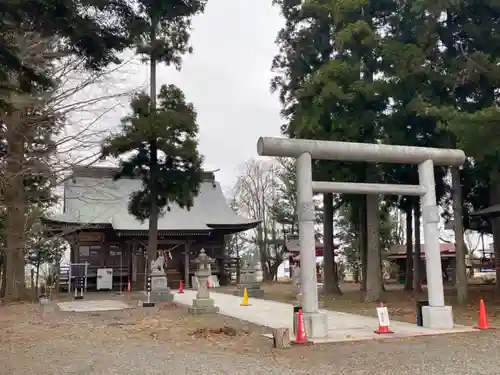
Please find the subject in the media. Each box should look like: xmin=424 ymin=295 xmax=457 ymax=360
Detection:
xmin=257 ymin=137 xmax=465 ymax=338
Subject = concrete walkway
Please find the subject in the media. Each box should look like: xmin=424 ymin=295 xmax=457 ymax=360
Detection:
xmin=58 ymin=300 xmax=130 ymax=312
xmin=173 ymin=290 xmax=476 ymax=343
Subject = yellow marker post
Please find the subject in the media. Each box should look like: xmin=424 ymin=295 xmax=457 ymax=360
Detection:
xmin=240 ymin=287 xmax=251 ymax=306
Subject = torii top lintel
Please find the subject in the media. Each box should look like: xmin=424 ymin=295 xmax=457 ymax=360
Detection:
xmin=257 ymin=137 xmax=466 ymax=166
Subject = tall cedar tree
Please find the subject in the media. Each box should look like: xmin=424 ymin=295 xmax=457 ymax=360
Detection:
xmin=103 ymin=0 xmax=206 ymax=268
xmin=378 ymin=1 xmax=449 ymax=292
xmin=412 ymin=1 xmax=500 ymax=296
xmin=272 ymin=0 xmax=343 ymax=295
xmin=102 ymin=84 xmax=203 ymax=265
xmin=272 ymin=0 xmax=391 ymax=301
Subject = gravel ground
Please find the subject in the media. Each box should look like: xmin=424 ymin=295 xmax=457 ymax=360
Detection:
xmin=3 ymin=330 xmax=500 ymax=375
xmin=1 ymin=299 xmax=499 ymax=375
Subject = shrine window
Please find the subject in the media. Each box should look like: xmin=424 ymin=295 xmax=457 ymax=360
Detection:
xmin=78 ymin=245 xmax=101 ymax=261
xmin=109 ymin=245 xmax=122 ymax=257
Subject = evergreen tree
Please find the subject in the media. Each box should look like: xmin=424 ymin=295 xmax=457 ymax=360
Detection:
xmin=102 ymin=0 xmax=206 ymax=268
xmin=272 ymin=0 xmax=391 ymax=301
xmin=378 ymin=1 xmax=450 ymax=292
xmin=0 ymin=0 xmax=140 ymax=91
xmin=418 ymin=1 xmax=500 ymax=296
xmin=102 ymin=85 xmax=203 ymax=264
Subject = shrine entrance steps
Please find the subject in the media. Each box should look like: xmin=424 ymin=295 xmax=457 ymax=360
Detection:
xmin=172 ymin=289 xmax=477 ymax=343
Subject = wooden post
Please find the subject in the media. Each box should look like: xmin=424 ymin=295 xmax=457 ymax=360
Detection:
xmin=272 ymin=328 xmax=291 ymax=349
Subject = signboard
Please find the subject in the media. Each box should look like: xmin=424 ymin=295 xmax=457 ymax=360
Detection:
xmin=376 ymin=306 xmax=390 ymax=327
xmin=78 ymin=232 xmax=104 ymax=243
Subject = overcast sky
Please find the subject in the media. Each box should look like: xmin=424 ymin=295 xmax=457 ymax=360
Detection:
xmin=63 ymin=0 xmax=284 ymax=190
xmin=165 ymin=0 xmax=284 ymax=187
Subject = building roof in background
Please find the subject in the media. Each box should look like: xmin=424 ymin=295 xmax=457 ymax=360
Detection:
xmin=389 ymin=243 xmax=455 ymax=255
xmin=44 ymin=166 xmax=260 ymax=233
xmin=388 ymin=243 xmax=456 ymax=259
xmin=285 ymin=234 xmax=340 ymax=256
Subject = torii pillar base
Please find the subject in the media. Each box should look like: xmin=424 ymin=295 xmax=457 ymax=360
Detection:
xmin=422 ymin=305 xmax=454 ymax=329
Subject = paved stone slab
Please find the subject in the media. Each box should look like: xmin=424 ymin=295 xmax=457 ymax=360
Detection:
xmin=57 ymin=300 xmax=130 ymax=312
xmin=173 ymin=290 xmax=478 ymax=343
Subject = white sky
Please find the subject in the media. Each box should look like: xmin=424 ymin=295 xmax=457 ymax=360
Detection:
xmin=61 ymin=0 xmax=284 ymax=191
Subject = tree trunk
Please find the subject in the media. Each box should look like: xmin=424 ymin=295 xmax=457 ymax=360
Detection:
xmin=257 ymin=227 xmax=270 ymax=280
xmin=272 ymin=328 xmax=290 ymax=349
xmin=360 ymin=196 xmax=368 ymax=291
xmin=4 ymin=131 xmax=27 ymax=302
xmin=54 ymin=251 xmax=61 ymax=293
xmin=413 ymin=202 xmax=423 ymax=293
xmin=365 ymin=194 xmax=382 ymax=302
xmin=323 ymin=193 xmax=341 ymax=295
xmin=404 ymin=206 xmax=414 ymax=291
xmin=380 ymin=245 xmax=386 ymax=291
xmin=489 ymin=171 xmax=500 ymax=298
xmin=30 ymin=268 xmax=35 ymax=290
xmin=147 ymin=21 xmax=159 ymax=272
xmin=0 ymin=260 xmax=6 ymax=298
xmin=451 ymin=167 xmax=467 ymax=304
xmin=35 ymin=254 xmax=41 ymax=298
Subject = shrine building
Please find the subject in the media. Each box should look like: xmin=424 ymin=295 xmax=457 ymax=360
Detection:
xmin=43 ymin=166 xmax=260 ymax=292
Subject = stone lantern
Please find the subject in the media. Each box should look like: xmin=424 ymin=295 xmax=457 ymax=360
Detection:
xmin=234 ymin=258 xmax=264 ymax=298
xmin=188 ymin=249 xmax=219 ymax=314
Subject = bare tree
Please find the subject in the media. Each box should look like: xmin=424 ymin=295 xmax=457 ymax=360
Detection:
xmin=0 ymin=31 xmax=60 ymax=300
xmin=0 ymin=29 xmax=142 ymax=301
xmin=232 ymin=159 xmax=285 ymax=280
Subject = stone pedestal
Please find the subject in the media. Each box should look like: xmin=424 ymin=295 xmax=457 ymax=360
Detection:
xmin=302 ymin=311 xmax=328 ymax=339
xmin=422 ymin=305 xmax=454 ymax=329
xmin=233 ymin=267 xmax=264 ymax=298
xmin=188 ymin=298 xmax=220 ymax=315
xmin=234 ymin=283 xmax=264 ymax=298
xmin=150 ymin=272 xmax=174 ymax=302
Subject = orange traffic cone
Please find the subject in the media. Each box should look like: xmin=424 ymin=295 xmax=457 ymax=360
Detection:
xmin=375 ymin=302 xmax=393 ymax=334
xmin=178 ymin=280 xmax=184 ymax=294
xmin=476 ymin=299 xmax=490 ymax=330
xmin=127 ymin=279 xmax=131 ymax=293
xmin=293 ymin=309 xmax=310 ymax=344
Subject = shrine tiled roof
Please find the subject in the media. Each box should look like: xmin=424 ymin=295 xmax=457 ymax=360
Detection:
xmin=45 ymin=167 xmax=260 ymax=233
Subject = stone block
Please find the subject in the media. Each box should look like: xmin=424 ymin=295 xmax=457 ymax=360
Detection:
xmin=151 ymin=275 xmax=169 ymax=292
xmin=302 ymin=311 xmax=328 ymax=339
xmin=188 ymin=298 xmax=219 ymax=315
xmin=233 ymin=285 xmax=264 ymax=298
xmin=422 ymin=305 xmax=454 ymax=329
xmin=151 ymin=290 xmax=174 ymax=302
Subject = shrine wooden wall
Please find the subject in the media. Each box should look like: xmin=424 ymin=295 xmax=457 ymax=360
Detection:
xmin=66 ymin=230 xmax=227 ymax=290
